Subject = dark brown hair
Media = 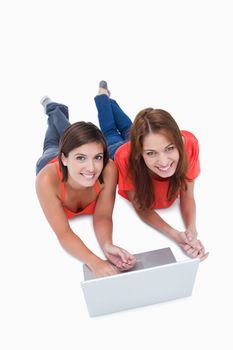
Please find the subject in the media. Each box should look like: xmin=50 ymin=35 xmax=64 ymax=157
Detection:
xmin=128 ymin=108 xmax=188 ymax=210
xmin=58 ymin=122 xmax=109 ymax=182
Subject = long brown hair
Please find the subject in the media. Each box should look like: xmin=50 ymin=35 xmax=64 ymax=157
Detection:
xmin=58 ymin=122 xmax=109 ymax=182
xmin=128 ymin=108 xmax=188 ymax=210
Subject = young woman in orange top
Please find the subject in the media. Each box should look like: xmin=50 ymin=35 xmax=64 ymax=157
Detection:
xmin=95 ymin=81 xmax=208 ymax=261
xmin=36 ymin=97 xmax=136 ymax=278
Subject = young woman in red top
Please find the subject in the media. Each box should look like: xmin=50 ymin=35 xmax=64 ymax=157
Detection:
xmin=36 ymin=97 xmax=136 ymax=278
xmin=95 ymin=81 xmax=208 ymax=261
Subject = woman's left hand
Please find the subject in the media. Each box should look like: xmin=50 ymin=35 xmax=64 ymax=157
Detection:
xmin=183 ymin=230 xmax=209 ymax=261
xmin=103 ymin=243 xmax=137 ymax=271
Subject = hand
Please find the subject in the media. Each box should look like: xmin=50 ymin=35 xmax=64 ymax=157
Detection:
xmin=87 ymin=256 xmax=119 ymax=278
xmin=185 ymin=230 xmax=209 ymax=261
xmin=103 ymin=243 xmax=137 ymax=271
xmin=177 ymin=231 xmax=209 ymax=261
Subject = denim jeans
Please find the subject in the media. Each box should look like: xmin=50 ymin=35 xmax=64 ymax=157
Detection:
xmin=36 ymin=102 xmax=71 ymax=174
xmin=94 ymin=94 xmax=132 ymax=159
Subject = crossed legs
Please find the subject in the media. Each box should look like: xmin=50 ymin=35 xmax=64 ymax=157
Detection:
xmin=94 ymin=84 xmax=132 ymax=159
xmin=36 ymin=99 xmax=71 ymax=175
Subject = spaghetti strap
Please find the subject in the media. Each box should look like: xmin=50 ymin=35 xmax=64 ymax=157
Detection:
xmin=55 ymin=162 xmax=66 ymax=204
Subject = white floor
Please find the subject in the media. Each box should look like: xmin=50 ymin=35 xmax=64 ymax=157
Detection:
xmin=1 ymin=1 xmax=232 ymax=349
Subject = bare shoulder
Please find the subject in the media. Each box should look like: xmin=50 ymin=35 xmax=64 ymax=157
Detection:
xmin=35 ymin=163 xmax=59 ymax=194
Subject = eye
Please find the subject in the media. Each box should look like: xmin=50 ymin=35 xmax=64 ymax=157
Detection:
xmin=76 ymin=156 xmax=86 ymax=161
xmin=95 ymin=154 xmax=103 ymax=161
xmin=146 ymin=151 xmax=157 ymax=157
xmin=166 ymin=145 xmax=175 ymax=152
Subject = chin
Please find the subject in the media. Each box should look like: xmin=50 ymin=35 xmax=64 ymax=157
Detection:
xmin=82 ymin=180 xmax=96 ymax=187
xmin=160 ymin=172 xmax=174 ymax=178
xmin=152 ymin=167 xmax=176 ymax=179
xmin=83 ymin=177 xmax=99 ymax=186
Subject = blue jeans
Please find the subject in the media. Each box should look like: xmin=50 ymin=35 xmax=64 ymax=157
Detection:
xmin=36 ymin=103 xmax=71 ymax=174
xmin=94 ymin=94 xmax=132 ymax=159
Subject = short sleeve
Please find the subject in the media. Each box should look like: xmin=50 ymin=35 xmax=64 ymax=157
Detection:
xmin=114 ymin=142 xmax=134 ymax=196
xmin=182 ymin=131 xmax=201 ymax=181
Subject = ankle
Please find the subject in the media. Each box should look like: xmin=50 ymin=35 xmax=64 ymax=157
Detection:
xmin=98 ymin=87 xmax=110 ymax=96
xmin=40 ymin=96 xmax=52 ymax=110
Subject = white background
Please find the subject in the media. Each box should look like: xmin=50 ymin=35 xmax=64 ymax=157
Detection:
xmin=1 ymin=1 xmax=232 ymax=349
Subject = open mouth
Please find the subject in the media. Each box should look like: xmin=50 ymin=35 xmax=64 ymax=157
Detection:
xmin=80 ymin=173 xmax=95 ymax=180
xmin=157 ymin=162 xmax=173 ymax=172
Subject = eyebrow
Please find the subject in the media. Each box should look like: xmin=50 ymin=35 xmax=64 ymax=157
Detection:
xmin=165 ymin=143 xmax=174 ymax=149
xmin=143 ymin=143 xmax=174 ymax=152
xmin=74 ymin=152 xmax=104 ymax=156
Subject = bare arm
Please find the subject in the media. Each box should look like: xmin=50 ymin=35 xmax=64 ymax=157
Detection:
xmin=126 ymin=190 xmax=181 ymax=242
xmin=126 ymin=189 xmax=208 ymax=260
xmin=93 ymin=161 xmax=136 ymax=271
xmin=180 ymin=180 xmax=197 ymax=236
xmin=179 ymin=180 xmax=209 ymax=260
xmin=93 ymin=161 xmax=117 ymax=248
xmin=35 ymin=168 xmax=100 ymax=267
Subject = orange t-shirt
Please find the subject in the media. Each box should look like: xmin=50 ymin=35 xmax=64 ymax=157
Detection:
xmin=114 ymin=130 xmax=200 ymax=209
xmin=48 ymin=159 xmax=100 ymax=219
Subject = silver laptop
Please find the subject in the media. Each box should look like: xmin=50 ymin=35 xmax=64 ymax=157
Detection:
xmin=81 ymin=248 xmax=199 ymax=317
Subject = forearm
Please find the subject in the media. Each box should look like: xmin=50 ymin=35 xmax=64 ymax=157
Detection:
xmin=93 ymin=216 xmax=113 ymax=250
xmin=180 ymin=196 xmax=197 ymax=234
xmin=136 ymin=208 xmax=180 ymax=243
xmin=57 ymin=229 xmax=98 ymax=265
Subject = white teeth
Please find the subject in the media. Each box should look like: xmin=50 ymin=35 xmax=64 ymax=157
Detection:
xmin=81 ymin=173 xmax=95 ymax=179
xmin=158 ymin=165 xmax=171 ymax=172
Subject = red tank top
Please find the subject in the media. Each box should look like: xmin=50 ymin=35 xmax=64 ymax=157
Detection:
xmin=50 ymin=159 xmax=101 ymax=219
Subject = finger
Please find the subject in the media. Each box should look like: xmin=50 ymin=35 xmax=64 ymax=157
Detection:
xmin=118 ymin=259 xmax=136 ymax=270
xmin=187 ymin=247 xmax=195 ymax=254
xmin=196 ymin=247 xmax=206 ymax=258
xmin=198 ymin=240 xmax=206 ymax=254
xmin=127 ymin=255 xmax=137 ymax=264
xmin=121 ymin=248 xmax=136 ymax=260
xmin=198 ymin=240 xmax=204 ymax=249
xmin=116 ymin=261 xmax=123 ymax=268
xmin=190 ymin=240 xmax=202 ymax=251
xmin=115 ymin=249 xmax=129 ymax=263
xmin=120 ymin=261 xmax=134 ymax=269
xmin=126 ymin=259 xmax=136 ymax=267
xmin=199 ymin=252 xmax=209 ymax=261
xmin=190 ymin=249 xmax=199 ymax=258
xmin=185 ymin=247 xmax=198 ymax=258
xmin=182 ymin=244 xmax=192 ymax=252
xmin=119 ymin=248 xmax=136 ymax=263
xmin=105 ymin=252 xmax=121 ymax=265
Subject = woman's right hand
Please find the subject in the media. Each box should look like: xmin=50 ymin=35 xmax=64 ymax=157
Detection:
xmin=176 ymin=232 xmax=209 ymax=261
xmin=87 ymin=256 xmax=119 ymax=278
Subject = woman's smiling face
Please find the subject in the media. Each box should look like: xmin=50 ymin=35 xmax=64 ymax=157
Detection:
xmin=62 ymin=141 xmax=104 ymax=188
xmin=142 ymin=132 xmax=180 ymax=178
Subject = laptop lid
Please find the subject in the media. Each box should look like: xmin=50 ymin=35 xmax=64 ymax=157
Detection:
xmin=81 ymin=248 xmax=199 ymax=317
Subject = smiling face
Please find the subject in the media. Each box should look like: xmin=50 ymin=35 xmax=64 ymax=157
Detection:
xmin=142 ymin=132 xmax=180 ymax=178
xmin=61 ymin=142 xmax=104 ymax=188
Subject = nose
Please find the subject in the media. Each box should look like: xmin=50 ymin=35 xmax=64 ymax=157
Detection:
xmin=86 ymin=159 xmax=95 ymax=172
xmin=157 ymin=152 xmax=168 ymax=165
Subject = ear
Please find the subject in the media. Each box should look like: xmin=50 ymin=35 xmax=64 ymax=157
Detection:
xmin=61 ymin=153 xmax=68 ymax=166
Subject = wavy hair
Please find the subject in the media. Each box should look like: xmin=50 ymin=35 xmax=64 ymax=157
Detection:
xmin=58 ymin=122 xmax=109 ymax=182
xmin=128 ymin=108 xmax=188 ymax=209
